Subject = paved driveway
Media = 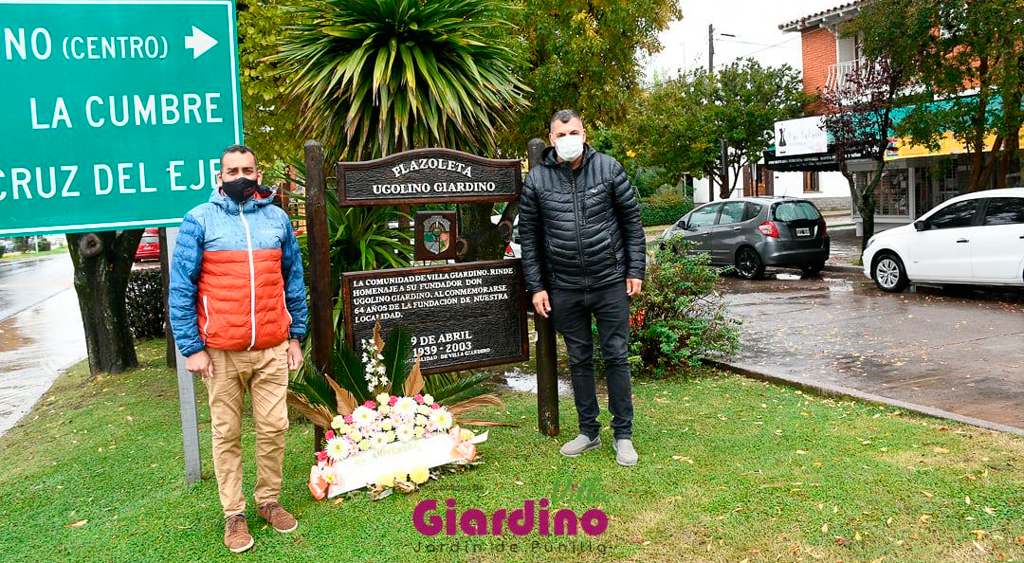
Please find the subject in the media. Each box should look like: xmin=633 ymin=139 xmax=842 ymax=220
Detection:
xmin=718 ymin=267 xmax=1024 ymax=432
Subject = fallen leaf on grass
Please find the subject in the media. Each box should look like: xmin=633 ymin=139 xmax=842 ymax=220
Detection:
xmin=821 ymin=523 xmax=829 ymax=533
xmin=921 ymin=491 xmax=933 ymax=498
xmin=933 ymin=447 xmax=950 ymax=454
xmin=983 ymin=506 xmax=997 ymax=515
xmin=65 ymin=520 xmax=88 ymax=528
xmin=972 ymin=541 xmax=987 ymax=553
xmin=919 ymin=514 xmax=932 ymax=523
xmin=965 ymin=496 xmax=972 ymax=505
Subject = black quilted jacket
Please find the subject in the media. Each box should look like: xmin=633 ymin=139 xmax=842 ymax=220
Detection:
xmin=519 ymin=144 xmax=646 ymax=293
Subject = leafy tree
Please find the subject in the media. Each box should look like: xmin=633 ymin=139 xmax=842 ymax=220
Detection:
xmin=821 ymin=58 xmax=908 ymax=248
xmin=618 ymin=60 xmax=807 ymax=199
xmin=236 ymin=0 xmax=306 ymax=165
xmin=498 ymin=0 xmax=681 ymax=153
xmin=853 ymin=0 xmax=1024 ymax=191
xmin=713 ymin=59 xmax=808 ymax=198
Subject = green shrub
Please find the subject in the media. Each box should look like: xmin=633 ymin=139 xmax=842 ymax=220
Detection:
xmin=639 ymin=200 xmax=693 ymax=226
xmin=126 ymin=267 xmax=165 ymax=339
xmin=628 ymin=236 xmax=740 ymax=376
xmin=37 ymin=238 xmax=52 ymax=252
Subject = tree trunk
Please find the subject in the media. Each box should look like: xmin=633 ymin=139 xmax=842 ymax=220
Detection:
xmin=66 ymin=230 xmax=145 ymax=376
xmin=457 ymin=204 xmax=502 ymax=262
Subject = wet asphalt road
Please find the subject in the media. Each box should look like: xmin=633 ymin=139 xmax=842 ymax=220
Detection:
xmin=0 ymin=254 xmax=86 ymax=436
xmin=719 ymin=266 xmax=1024 ymax=430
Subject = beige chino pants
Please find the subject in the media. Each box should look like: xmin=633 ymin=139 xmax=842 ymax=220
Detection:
xmin=204 ymin=341 xmax=289 ymax=519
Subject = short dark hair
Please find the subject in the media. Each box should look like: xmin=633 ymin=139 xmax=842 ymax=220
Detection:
xmin=550 ymin=109 xmax=583 ymax=129
xmin=220 ymin=144 xmax=259 ymax=170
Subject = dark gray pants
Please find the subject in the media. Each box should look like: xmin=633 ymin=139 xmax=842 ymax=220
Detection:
xmin=549 ymin=283 xmax=633 ymax=440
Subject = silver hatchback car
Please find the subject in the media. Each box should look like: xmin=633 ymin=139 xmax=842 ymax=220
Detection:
xmin=662 ymin=197 xmax=831 ymax=278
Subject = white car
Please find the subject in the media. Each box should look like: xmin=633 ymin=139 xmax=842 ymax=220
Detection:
xmin=862 ymin=188 xmax=1024 ymax=292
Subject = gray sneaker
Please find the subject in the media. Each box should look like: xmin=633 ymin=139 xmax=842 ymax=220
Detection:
xmin=560 ymin=434 xmax=601 ymax=457
xmin=613 ymin=439 xmax=638 ymax=466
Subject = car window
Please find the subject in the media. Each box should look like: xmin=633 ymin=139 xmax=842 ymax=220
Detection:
xmin=687 ymin=204 xmax=720 ymax=229
xmin=773 ymin=201 xmax=822 ymax=222
xmin=141 ymin=235 xmax=159 ymax=243
xmin=926 ymin=199 xmax=979 ymax=230
xmin=743 ymin=203 xmax=763 ymax=222
xmin=982 ymin=197 xmax=1024 ymax=226
xmin=717 ymin=202 xmax=745 ymax=225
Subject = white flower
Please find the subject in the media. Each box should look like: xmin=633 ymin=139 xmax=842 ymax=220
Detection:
xmin=346 ymin=429 xmax=363 ymax=443
xmin=394 ymin=397 xmax=417 ymax=416
xmin=416 ymin=405 xmax=431 ymax=416
xmin=414 ymin=414 xmax=428 ymax=427
xmin=325 ymin=437 xmax=349 ymax=462
xmin=352 ymin=406 xmax=377 ymax=428
xmin=379 ymin=405 xmax=391 ymax=416
xmin=370 ymin=433 xmax=388 ymax=449
xmin=380 ymin=418 xmax=393 ymax=431
xmin=430 ymin=409 xmax=453 ymax=431
xmin=358 ymin=439 xmax=371 ymax=451
xmin=413 ymin=426 xmax=425 ymax=439
xmin=384 ymin=431 xmax=396 ymax=443
xmin=422 ymin=394 xmax=434 ymax=405
xmin=396 ymin=425 xmax=415 ymax=442
xmin=331 ymin=415 xmax=347 ymax=430
xmin=335 ymin=423 xmax=352 ymax=435
xmin=376 ymin=392 xmax=391 ymax=405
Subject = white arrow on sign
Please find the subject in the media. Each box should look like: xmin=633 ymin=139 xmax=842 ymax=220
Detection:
xmin=184 ymin=26 xmax=217 ymax=59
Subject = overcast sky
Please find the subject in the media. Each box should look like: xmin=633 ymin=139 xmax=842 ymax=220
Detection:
xmin=642 ymin=0 xmax=847 ymax=81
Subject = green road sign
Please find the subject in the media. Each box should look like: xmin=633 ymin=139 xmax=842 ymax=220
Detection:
xmin=0 ymin=0 xmax=242 ymax=236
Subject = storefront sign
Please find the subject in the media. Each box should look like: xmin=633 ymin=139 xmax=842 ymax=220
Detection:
xmin=342 ymin=260 xmax=528 ymax=374
xmin=775 ymin=116 xmax=828 ymax=157
xmin=336 ymin=148 xmax=521 ymax=206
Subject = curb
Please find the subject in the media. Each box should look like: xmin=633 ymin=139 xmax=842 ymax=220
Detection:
xmin=706 ymin=360 xmax=1024 ymax=437
xmin=824 ymin=263 xmax=863 ymax=274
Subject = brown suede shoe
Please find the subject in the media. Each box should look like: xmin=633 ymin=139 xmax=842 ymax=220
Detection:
xmin=224 ymin=514 xmax=254 ymax=553
xmin=257 ymin=502 xmax=298 ymax=533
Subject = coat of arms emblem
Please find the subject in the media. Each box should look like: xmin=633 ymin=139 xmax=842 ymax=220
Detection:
xmin=422 ymin=215 xmax=452 ymax=255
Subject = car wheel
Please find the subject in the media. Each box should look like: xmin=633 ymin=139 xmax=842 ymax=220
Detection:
xmin=799 ymin=261 xmax=825 ymax=276
xmin=873 ymin=253 xmax=909 ymax=292
xmin=735 ymin=247 xmax=765 ymax=280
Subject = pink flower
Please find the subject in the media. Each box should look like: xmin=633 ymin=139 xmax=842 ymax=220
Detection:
xmin=344 ymin=414 xmax=353 ymax=424
xmin=414 ymin=394 xmax=424 ymax=404
xmin=364 ymin=400 xmax=377 ymax=409
xmin=325 ymin=430 xmax=335 ymax=441
xmin=388 ymin=396 xmax=398 ymax=406
xmin=315 ymin=451 xmax=328 ymax=464
xmin=431 ymin=403 xmax=441 ymax=410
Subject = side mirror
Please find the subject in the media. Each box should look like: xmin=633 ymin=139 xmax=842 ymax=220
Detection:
xmin=914 ymin=220 xmax=926 ymax=232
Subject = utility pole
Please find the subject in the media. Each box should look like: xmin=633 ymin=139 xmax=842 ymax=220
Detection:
xmin=708 ymin=23 xmax=714 ymax=72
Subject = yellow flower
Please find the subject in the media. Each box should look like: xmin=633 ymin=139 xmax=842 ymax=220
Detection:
xmin=331 ymin=415 xmax=346 ymax=430
xmin=381 ymin=419 xmax=393 ymax=431
xmin=346 ymin=430 xmax=363 ymax=443
xmin=358 ymin=439 xmax=371 ymax=451
xmin=375 ymin=472 xmax=395 ymax=488
xmin=413 ymin=427 xmax=425 ymax=439
xmin=393 ymin=470 xmax=409 ymax=483
xmin=409 ymin=466 xmax=430 ymax=484
xmin=626 ymin=149 xmax=636 ymax=158
xmin=460 ymin=428 xmax=475 ymax=442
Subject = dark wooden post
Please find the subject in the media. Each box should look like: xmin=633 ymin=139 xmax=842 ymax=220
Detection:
xmin=528 ymin=138 xmax=559 ymax=437
xmin=304 ymin=140 xmax=333 ymax=451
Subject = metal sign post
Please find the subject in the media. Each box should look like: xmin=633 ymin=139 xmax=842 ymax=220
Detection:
xmin=165 ymin=226 xmax=202 ymax=484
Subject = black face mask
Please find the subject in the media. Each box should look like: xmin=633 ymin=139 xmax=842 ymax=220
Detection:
xmin=221 ymin=176 xmax=259 ymax=203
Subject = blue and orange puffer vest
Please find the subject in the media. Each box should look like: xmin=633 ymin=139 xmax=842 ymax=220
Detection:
xmin=169 ymin=190 xmax=308 ymax=357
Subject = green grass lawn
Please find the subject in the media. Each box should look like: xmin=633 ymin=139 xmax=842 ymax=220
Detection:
xmin=0 ymin=247 xmax=69 ymax=261
xmin=1 ymin=339 xmax=1022 ymax=562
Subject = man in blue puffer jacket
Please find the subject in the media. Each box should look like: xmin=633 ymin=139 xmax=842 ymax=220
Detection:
xmin=169 ymin=145 xmax=308 ymax=553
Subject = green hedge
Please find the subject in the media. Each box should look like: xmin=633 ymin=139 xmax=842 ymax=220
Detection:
xmin=639 ymin=200 xmax=693 ymax=227
xmin=127 ymin=267 xmax=165 ymax=339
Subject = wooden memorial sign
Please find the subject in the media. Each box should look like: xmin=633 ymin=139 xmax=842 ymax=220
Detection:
xmin=336 ymin=148 xmax=522 ymax=206
xmin=414 ymin=211 xmax=458 ymax=261
xmin=342 ymin=260 xmax=528 ymax=374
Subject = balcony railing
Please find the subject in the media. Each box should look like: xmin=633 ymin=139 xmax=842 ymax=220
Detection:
xmin=826 ymin=58 xmax=868 ymax=91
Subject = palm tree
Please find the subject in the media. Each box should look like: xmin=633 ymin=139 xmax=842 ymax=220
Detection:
xmin=276 ymin=0 xmax=529 ymax=160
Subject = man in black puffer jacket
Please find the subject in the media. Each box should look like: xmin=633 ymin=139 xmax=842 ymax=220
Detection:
xmin=520 ymin=109 xmax=646 ymax=467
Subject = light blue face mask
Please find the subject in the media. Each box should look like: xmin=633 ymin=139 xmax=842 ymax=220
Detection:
xmin=555 ymin=134 xmax=584 ymax=161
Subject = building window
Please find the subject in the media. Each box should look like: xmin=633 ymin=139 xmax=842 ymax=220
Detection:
xmin=855 ymin=169 xmax=909 ymax=216
xmin=803 ymin=171 xmax=820 ymax=193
